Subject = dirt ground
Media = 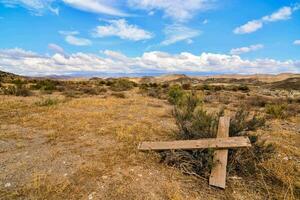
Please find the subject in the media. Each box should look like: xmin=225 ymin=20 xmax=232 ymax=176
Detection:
xmin=0 ymin=86 xmax=299 ymax=199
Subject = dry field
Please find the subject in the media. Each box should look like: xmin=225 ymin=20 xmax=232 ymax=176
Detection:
xmin=0 ymin=72 xmax=299 ymax=199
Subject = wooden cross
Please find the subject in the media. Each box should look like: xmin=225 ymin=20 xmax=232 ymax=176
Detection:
xmin=138 ymin=117 xmax=251 ymax=189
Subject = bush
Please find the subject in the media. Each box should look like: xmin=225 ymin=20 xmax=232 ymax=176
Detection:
xmin=230 ymin=108 xmax=266 ymax=136
xmin=182 ymin=83 xmax=191 ymax=90
xmin=35 ymin=98 xmax=59 ymax=106
xmin=162 ymin=101 xmax=268 ymax=181
xmin=82 ymin=87 xmax=107 ymax=95
xmin=247 ymin=95 xmax=269 ymax=107
xmin=111 ymin=92 xmax=126 ymax=98
xmin=168 ymin=85 xmax=185 ymax=105
xmin=266 ymin=104 xmax=287 ymax=119
xmin=31 ymin=79 xmax=59 ymax=91
xmin=3 ymin=84 xmax=31 ymax=96
xmin=139 ymin=85 xmax=168 ymax=99
xmin=173 ymin=92 xmax=219 ymax=139
xmin=109 ymin=79 xmax=136 ymax=91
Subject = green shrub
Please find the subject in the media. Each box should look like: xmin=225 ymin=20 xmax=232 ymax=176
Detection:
xmin=3 ymin=84 xmax=31 ymax=96
xmin=31 ymin=79 xmax=59 ymax=91
xmin=237 ymin=84 xmax=250 ymax=92
xmin=230 ymin=108 xmax=266 ymax=136
xmin=265 ymin=104 xmax=287 ymax=119
xmin=35 ymin=98 xmax=59 ymax=106
xmin=109 ymin=79 xmax=136 ymax=91
xmin=173 ymin=92 xmax=219 ymax=139
xmin=161 ymin=100 xmax=269 ymax=181
xmin=168 ymin=85 xmax=185 ymax=105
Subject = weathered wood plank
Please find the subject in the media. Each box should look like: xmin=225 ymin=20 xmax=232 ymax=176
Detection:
xmin=209 ymin=116 xmax=230 ymax=189
xmin=138 ymin=136 xmax=250 ymax=150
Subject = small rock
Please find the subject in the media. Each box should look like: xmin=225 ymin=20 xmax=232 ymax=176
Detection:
xmin=4 ymin=183 xmax=11 ymax=188
xmin=102 ymin=175 xmax=108 ymax=179
xmin=88 ymin=192 xmax=95 ymax=200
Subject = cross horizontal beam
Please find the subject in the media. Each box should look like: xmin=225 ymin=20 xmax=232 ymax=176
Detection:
xmin=138 ymin=136 xmax=251 ymax=151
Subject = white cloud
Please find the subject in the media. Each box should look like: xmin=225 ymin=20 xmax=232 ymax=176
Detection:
xmin=161 ymin=24 xmax=200 ymax=46
xmin=48 ymin=43 xmax=64 ymax=54
xmin=262 ymin=7 xmax=292 ymax=22
xmin=293 ymin=40 xmax=300 ymax=45
xmin=65 ymin=35 xmax=92 ymax=46
xmin=128 ymin=0 xmax=214 ymax=22
xmin=234 ymin=20 xmax=263 ymax=34
xmin=0 ymin=48 xmax=299 ymax=76
xmin=230 ymin=44 xmax=264 ymax=55
xmin=62 ymin=0 xmax=128 ymax=16
xmin=59 ymin=31 xmax=92 ymax=46
xmin=0 ymin=0 xmax=59 ymax=15
xmin=234 ymin=6 xmax=296 ymax=34
xmin=93 ymin=19 xmax=153 ymax=41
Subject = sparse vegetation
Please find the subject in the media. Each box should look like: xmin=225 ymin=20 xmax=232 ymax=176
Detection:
xmin=2 ymin=84 xmax=32 ymax=96
xmin=0 ymin=70 xmax=299 ymax=200
xmin=35 ymin=98 xmax=60 ymax=106
xmin=109 ymin=79 xmax=136 ymax=91
xmin=266 ymin=104 xmax=287 ymax=119
xmin=111 ymin=92 xmax=126 ymax=98
xmin=167 ymin=85 xmax=185 ymax=105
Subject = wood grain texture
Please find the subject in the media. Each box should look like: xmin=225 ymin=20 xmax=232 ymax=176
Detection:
xmin=138 ymin=136 xmax=250 ymax=150
xmin=209 ymin=116 xmax=231 ymax=189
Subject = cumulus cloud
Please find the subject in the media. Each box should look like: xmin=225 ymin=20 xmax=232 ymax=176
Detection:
xmin=234 ymin=6 xmax=296 ymax=34
xmin=0 ymin=48 xmax=299 ymax=76
xmin=0 ymin=0 xmax=59 ymax=15
xmin=161 ymin=24 xmax=200 ymax=45
xmin=128 ymin=0 xmax=214 ymax=22
xmin=62 ymin=0 xmax=128 ymax=16
xmin=93 ymin=19 xmax=153 ymax=41
xmin=59 ymin=31 xmax=92 ymax=46
xmin=230 ymin=44 xmax=264 ymax=55
xmin=293 ymin=40 xmax=300 ymax=45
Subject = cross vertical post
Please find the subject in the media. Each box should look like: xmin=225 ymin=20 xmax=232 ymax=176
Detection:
xmin=209 ymin=116 xmax=230 ymax=189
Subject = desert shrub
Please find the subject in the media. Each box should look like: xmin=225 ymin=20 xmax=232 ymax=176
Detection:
xmin=111 ymin=92 xmax=126 ymax=98
xmin=80 ymin=87 xmax=99 ymax=95
xmin=237 ymin=84 xmax=250 ymax=92
xmin=230 ymin=108 xmax=266 ymax=136
xmin=31 ymin=79 xmax=59 ymax=91
xmin=168 ymin=85 xmax=185 ymax=105
xmin=247 ymin=95 xmax=270 ymax=107
xmin=182 ymin=83 xmax=191 ymax=90
xmin=62 ymin=90 xmax=83 ymax=98
xmin=35 ymin=98 xmax=59 ymax=106
xmin=139 ymin=84 xmax=168 ymax=99
xmin=109 ymin=79 xmax=136 ymax=91
xmin=3 ymin=84 xmax=31 ymax=96
xmin=161 ymin=101 xmax=270 ymax=185
xmin=266 ymin=104 xmax=287 ymax=119
xmin=285 ymin=103 xmax=300 ymax=117
xmin=173 ymin=93 xmax=220 ymax=139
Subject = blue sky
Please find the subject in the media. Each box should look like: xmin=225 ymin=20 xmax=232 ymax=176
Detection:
xmin=0 ymin=0 xmax=299 ymax=76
